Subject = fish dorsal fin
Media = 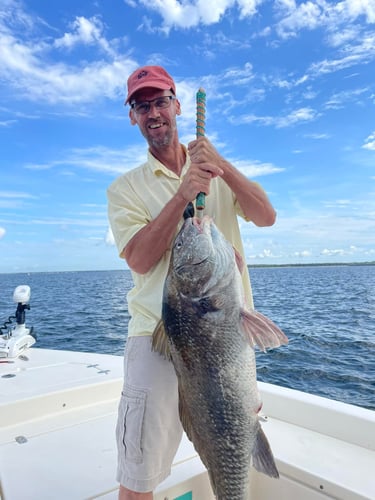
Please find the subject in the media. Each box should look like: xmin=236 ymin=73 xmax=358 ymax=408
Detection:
xmin=240 ymin=309 xmax=288 ymax=352
xmin=151 ymin=320 xmax=172 ymax=360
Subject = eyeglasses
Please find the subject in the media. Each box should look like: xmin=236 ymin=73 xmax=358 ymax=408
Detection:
xmin=130 ymin=95 xmax=176 ymax=115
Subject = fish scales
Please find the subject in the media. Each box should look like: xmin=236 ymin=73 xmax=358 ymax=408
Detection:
xmin=153 ymin=216 xmax=288 ymax=499
xmin=164 ymin=276 xmax=260 ymax=497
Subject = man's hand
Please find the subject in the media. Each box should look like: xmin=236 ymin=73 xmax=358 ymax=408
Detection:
xmin=178 ymin=137 xmax=224 ymax=202
xmin=188 ymin=136 xmax=276 ymax=227
xmin=188 ymin=136 xmax=225 ymax=170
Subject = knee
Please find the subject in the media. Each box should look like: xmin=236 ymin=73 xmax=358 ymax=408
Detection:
xmin=118 ymin=484 xmax=153 ymax=499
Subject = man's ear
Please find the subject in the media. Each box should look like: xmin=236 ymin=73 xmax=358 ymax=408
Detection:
xmin=129 ymin=109 xmax=137 ymax=125
xmin=175 ymin=99 xmax=182 ymax=116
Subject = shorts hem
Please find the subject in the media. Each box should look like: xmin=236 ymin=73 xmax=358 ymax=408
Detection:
xmin=116 ymin=467 xmax=171 ymax=493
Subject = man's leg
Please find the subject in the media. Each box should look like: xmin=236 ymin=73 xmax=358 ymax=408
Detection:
xmin=118 ymin=484 xmax=152 ymax=499
xmin=116 ymin=336 xmax=183 ymax=496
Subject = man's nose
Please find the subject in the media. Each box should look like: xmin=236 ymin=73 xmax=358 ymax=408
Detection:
xmin=147 ymin=102 xmax=161 ymax=117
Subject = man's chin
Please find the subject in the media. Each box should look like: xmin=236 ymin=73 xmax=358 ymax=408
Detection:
xmin=148 ymin=135 xmax=172 ymax=148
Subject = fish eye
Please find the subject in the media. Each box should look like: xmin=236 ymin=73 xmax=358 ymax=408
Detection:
xmin=175 ymin=238 xmax=183 ymax=249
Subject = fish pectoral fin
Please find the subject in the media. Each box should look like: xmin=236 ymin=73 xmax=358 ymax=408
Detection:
xmin=252 ymin=425 xmax=279 ymax=478
xmin=151 ymin=320 xmax=172 ymax=360
xmin=240 ymin=309 xmax=288 ymax=352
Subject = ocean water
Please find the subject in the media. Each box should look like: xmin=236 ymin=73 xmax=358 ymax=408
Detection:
xmin=1 ymin=266 xmax=374 ymax=410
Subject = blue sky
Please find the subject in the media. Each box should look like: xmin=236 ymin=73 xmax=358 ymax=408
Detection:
xmin=0 ymin=0 xmax=374 ymax=273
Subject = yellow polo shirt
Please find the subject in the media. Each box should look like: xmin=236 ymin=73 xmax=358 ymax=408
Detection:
xmin=107 ymin=148 xmax=254 ymax=337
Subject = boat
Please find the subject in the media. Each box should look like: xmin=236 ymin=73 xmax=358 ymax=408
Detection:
xmin=1 ymin=286 xmax=374 ymax=500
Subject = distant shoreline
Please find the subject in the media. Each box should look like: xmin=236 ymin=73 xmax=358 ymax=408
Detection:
xmin=1 ymin=262 xmax=375 ymax=275
xmin=248 ymin=261 xmax=375 ymax=269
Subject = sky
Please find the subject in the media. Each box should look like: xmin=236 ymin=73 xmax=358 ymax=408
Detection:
xmin=0 ymin=0 xmax=375 ymax=274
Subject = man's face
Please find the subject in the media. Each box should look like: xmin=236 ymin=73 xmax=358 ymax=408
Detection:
xmin=129 ymin=88 xmax=181 ymax=149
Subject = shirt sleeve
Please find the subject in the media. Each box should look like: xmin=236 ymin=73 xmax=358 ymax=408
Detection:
xmin=107 ymin=175 xmax=151 ymax=257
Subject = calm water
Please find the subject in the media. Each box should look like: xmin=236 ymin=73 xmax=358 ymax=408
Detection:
xmin=1 ymin=266 xmax=374 ymax=410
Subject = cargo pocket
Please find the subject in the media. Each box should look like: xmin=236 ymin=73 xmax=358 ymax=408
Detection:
xmin=118 ymin=385 xmax=147 ymax=464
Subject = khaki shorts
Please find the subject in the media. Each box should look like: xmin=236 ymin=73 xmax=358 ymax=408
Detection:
xmin=116 ymin=335 xmax=183 ymax=492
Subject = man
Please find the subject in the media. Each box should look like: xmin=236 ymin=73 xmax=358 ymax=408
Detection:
xmin=107 ymin=65 xmax=276 ymax=500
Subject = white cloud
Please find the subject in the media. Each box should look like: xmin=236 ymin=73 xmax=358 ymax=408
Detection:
xmin=325 ymin=87 xmax=369 ymax=109
xmin=199 ymin=31 xmax=252 ymax=54
xmin=24 ymin=144 xmax=148 ymax=175
xmin=234 ymin=159 xmax=285 ymax=177
xmin=222 ymin=62 xmax=254 ymax=85
xmin=234 ymin=106 xmax=319 ymax=128
xmin=276 ymin=0 xmax=323 ymax=39
xmin=321 ymin=248 xmax=346 ymax=256
xmin=0 ymin=42 xmax=132 ymax=104
xmin=0 ymin=191 xmax=37 ymax=198
xmin=308 ymin=32 xmax=375 ymax=77
xmin=326 ymin=25 xmax=360 ymax=47
xmin=105 ymin=227 xmax=116 ymax=246
xmin=54 ymin=16 xmax=112 ymax=54
xmin=0 ymin=227 xmax=6 ymax=239
xmin=22 ymin=142 xmax=285 ymax=180
xmin=345 ymin=0 xmax=375 ymax=23
xmin=362 ymin=131 xmax=375 ymax=150
xmin=0 ymin=120 xmax=17 ymax=127
xmin=0 ymin=191 xmax=38 ymax=209
xmin=303 ymin=133 xmax=330 ymax=139
xmin=30 ymin=217 xmax=108 ymax=228
xmin=0 ymin=6 xmax=135 ymax=104
xmin=276 ymin=0 xmax=375 ymax=40
xmin=323 ymin=199 xmax=351 ymax=209
xmin=294 ymin=250 xmax=312 ymax=258
xmin=133 ymin=0 xmax=375 ymax=35
xmin=238 ymin=0 xmax=264 ymax=17
xmin=136 ymin=0 xmax=263 ymax=32
xmin=257 ymin=248 xmax=278 ymax=258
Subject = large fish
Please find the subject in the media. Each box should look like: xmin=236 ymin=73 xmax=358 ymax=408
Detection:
xmin=152 ymin=216 xmax=288 ymax=499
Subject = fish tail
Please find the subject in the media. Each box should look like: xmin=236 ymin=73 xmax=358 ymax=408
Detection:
xmin=252 ymin=426 xmax=279 ymax=478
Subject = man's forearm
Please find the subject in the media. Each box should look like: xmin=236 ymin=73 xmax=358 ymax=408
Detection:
xmin=122 ymin=191 xmax=189 ymax=274
xmin=220 ymin=160 xmax=276 ymax=227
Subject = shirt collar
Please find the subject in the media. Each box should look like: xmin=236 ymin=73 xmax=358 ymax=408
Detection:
xmin=148 ymin=146 xmax=191 ymax=179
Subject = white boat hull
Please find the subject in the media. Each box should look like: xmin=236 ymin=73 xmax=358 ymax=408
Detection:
xmin=1 ymin=348 xmax=374 ymax=499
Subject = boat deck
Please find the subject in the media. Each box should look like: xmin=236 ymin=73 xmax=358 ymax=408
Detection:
xmin=0 ymin=348 xmax=374 ymax=499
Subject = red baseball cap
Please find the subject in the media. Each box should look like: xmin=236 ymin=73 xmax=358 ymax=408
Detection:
xmin=125 ymin=65 xmax=176 ymax=104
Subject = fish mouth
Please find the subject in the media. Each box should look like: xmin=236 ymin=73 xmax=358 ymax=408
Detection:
xmin=183 ymin=216 xmax=213 ymax=251
xmin=190 ymin=215 xmax=212 ymax=234
xmin=174 ymin=216 xmax=213 ymax=272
